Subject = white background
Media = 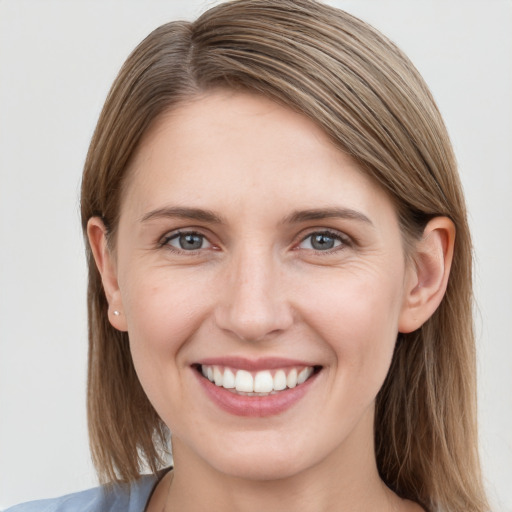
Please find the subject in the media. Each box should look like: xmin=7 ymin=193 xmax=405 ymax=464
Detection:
xmin=1 ymin=0 xmax=511 ymax=510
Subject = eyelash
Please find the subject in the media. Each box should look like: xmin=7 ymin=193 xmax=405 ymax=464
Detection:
xmin=296 ymin=229 xmax=352 ymax=254
xmin=159 ymin=229 xmax=352 ymax=255
xmin=159 ymin=230 xmax=212 ymax=254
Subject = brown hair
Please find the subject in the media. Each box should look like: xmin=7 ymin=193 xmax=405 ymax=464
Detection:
xmin=80 ymin=1 xmax=488 ymax=510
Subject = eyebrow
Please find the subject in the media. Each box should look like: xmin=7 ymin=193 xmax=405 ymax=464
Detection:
xmin=140 ymin=206 xmax=224 ymax=224
xmin=282 ymin=207 xmax=373 ymax=226
xmin=139 ymin=205 xmax=373 ymax=226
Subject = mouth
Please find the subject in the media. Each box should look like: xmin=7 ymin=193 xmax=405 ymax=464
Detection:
xmin=194 ymin=364 xmax=321 ymax=396
xmin=192 ymin=360 xmax=322 ymax=416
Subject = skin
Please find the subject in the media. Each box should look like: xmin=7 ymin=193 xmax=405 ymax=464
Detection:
xmin=89 ymin=90 xmax=454 ymax=512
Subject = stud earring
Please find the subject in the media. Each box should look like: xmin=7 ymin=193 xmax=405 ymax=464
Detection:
xmin=113 ymin=310 xmax=120 ymax=316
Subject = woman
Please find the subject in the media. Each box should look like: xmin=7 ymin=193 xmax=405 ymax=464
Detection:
xmin=6 ymin=0 xmax=489 ymax=511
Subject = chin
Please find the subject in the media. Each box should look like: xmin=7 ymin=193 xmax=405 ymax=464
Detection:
xmin=186 ymin=429 xmax=324 ymax=482
xmin=213 ymin=452 xmax=308 ymax=482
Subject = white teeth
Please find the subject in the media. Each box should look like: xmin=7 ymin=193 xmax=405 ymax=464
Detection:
xmin=201 ymin=364 xmax=316 ymax=394
xmin=273 ymin=370 xmax=287 ymax=391
xmin=235 ymin=370 xmax=254 ymax=392
xmin=297 ymin=367 xmax=312 ymax=384
xmin=254 ymin=370 xmax=274 ymax=393
xmin=213 ymin=366 xmax=223 ymax=386
xmin=222 ymin=368 xmax=235 ymax=389
xmin=286 ymin=368 xmax=298 ymax=388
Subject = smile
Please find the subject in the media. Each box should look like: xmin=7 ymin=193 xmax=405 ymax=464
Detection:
xmin=199 ymin=365 xmax=315 ymax=395
xmin=193 ymin=360 xmax=321 ymax=417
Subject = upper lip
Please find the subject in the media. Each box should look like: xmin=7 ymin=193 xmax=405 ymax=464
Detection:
xmin=194 ymin=356 xmax=319 ymax=371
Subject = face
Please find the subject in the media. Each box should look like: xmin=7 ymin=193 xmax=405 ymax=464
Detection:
xmin=98 ymin=90 xmax=418 ymax=480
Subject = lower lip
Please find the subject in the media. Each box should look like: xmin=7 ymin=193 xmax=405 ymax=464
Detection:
xmin=194 ymin=369 xmax=318 ymax=417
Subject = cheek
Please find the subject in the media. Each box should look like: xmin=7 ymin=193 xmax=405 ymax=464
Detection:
xmin=298 ymin=267 xmax=404 ymax=379
xmin=121 ymin=267 xmax=207 ymax=339
xmin=117 ymin=268 xmax=215 ymax=421
xmin=118 ymin=268 xmax=213 ymax=393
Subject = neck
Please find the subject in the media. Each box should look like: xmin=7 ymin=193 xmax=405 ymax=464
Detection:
xmin=168 ymin=459 xmax=393 ymax=512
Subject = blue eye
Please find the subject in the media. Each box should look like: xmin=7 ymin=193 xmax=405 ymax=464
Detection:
xmin=165 ymin=232 xmax=211 ymax=251
xmin=299 ymin=232 xmax=344 ymax=251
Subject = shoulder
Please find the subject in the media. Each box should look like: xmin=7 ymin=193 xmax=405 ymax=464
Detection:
xmin=3 ymin=473 xmax=160 ymax=512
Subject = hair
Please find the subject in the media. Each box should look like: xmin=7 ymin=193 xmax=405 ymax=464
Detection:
xmin=80 ymin=1 xmax=488 ymax=510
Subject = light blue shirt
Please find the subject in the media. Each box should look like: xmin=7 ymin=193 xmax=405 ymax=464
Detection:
xmin=3 ymin=473 xmax=161 ymax=512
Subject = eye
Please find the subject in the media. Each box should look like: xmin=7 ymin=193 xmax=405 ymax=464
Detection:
xmin=298 ymin=231 xmax=346 ymax=251
xmin=164 ymin=231 xmax=212 ymax=251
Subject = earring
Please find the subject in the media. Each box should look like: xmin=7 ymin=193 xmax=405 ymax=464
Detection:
xmin=113 ymin=310 xmax=120 ymax=316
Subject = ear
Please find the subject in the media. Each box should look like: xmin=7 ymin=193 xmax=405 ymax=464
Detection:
xmin=398 ymin=217 xmax=455 ymax=333
xmin=87 ymin=217 xmax=128 ymax=332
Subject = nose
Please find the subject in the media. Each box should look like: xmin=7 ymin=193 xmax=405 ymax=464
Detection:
xmin=214 ymin=247 xmax=294 ymax=342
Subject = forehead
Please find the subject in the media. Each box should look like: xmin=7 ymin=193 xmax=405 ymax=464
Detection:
xmin=121 ymin=90 xmax=396 ymax=224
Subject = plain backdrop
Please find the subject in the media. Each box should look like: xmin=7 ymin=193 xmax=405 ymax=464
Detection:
xmin=1 ymin=0 xmax=511 ymax=510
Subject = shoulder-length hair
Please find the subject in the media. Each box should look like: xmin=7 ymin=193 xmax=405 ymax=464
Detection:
xmin=80 ymin=1 xmax=488 ymax=510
